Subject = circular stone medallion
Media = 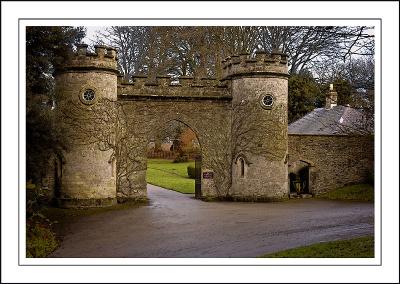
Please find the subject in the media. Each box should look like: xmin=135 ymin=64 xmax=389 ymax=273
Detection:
xmin=79 ymin=88 xmax=97 ymax=105
xmin=260 ymin=94 xmax=274 ymax=109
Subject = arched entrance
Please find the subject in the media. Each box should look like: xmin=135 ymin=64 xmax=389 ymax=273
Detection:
xmin=114 ymin=94 xmax=232 ymax=203
xmin=146 ymin=120 xmax=203 ymax=198
xmin=288 ymin=160 xmax=313 ymax=196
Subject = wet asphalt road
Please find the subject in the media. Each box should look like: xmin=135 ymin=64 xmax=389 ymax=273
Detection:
xmin=51 ymin=184 xmax=374 ymax=258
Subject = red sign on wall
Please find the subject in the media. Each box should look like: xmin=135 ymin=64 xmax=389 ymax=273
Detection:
xmin=202 ymin=171 xmax=214 ymax=179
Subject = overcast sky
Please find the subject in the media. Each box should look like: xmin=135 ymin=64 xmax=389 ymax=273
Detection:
xmin=82 ymin=26 xmax=107 ymax=44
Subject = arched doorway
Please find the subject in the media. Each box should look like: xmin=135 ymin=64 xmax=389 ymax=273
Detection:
xmin=288 ymin=160 xmax=312 ymax=196
xmin=146 ymin=120 xmax=202 ymax=198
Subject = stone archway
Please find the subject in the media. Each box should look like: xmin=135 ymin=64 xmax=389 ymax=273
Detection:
xmin=145 ymin=119 xmax=203 ymax=198
xmin=115 ymin=94 xmax=232 ymax=202
xmin=288 ymin=159 xmax=314 ymax=196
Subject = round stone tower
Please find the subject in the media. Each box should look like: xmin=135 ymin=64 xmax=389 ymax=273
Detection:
xmin=223 ymin=50 xmax=289 ymax=201
xmin=54 ymin=44 xmax=119 ymax=207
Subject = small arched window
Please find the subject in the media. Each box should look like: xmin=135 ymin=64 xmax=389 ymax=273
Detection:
xmin=111 ymin=158 xmax=116 ymax=177
xmin=240 ymin=158 xmax=245 ymax=178
xmin=236 ymin=155 xmax=249 ymax=179
xmin=109 ymin=156 xmax=116 ymax=178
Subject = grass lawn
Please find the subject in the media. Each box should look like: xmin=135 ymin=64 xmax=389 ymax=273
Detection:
xmin=318 ymin=184 xmax=374 ymax=202
xmin=146 ymin=159 xmax=195 ymax=194
xmin=260 ymin=236 xmax=374 ymax=258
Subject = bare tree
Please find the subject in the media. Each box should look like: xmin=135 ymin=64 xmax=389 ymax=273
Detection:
xmin=233 ymin=100 xmax=287 ymax=159
xmin=59 ymin=97 xmax=156 ymax=199
xmin=258 ymin=26 xmax=374 ymax=74
xmin=94 ymin=27 xmax=150 ymax=80
xmin=93 ymin=26 xmax=374 ymax=78
xmin=312 ymin=55 xmax=375 ymax=125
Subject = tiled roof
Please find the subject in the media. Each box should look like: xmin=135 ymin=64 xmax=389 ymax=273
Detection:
xmin=288 ymin=105 xmax=373 ymax=135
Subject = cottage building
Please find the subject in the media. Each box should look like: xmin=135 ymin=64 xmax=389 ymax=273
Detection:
xmin=287 ymin=88 xmax=374 ymax=196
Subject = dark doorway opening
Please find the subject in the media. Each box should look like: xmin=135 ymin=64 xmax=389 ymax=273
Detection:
xmin=289 ymin=164 xmax=310 ymax=194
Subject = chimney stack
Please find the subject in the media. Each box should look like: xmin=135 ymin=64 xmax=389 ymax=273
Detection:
xmin=325 ymin=84 xmax=338 ymax=109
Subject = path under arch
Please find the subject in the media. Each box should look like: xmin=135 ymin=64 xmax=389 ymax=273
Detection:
xmin=51 ymin=185 xmax=374 ymax=258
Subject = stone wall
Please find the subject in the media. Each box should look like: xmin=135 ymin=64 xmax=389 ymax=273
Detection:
xmin=117 ymin=88 xmax=232 ymax=201
xmin=288 ymin=134 xmax=374 ymax=194
xmin=39 ymin=154 xmax=62 ymax=203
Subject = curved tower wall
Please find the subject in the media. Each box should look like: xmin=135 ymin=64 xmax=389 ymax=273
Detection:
xmin=54 ymin=44 xmax=119 ymax=207
xmin=225 ymin=51 xmax=289 ymax=200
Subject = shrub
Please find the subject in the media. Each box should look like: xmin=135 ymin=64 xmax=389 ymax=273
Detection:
xmin=187 ymin=165 xmax=196 ymax=179
xmin=26 ymin=181 xmax=59 ymax=257
xmin=26 ymin=182 xmax=46 ymax=218
xmin=26 ymin=222 xmax=58 ymax=257
xmin=173 ymin=153 xmax=188 ymax=163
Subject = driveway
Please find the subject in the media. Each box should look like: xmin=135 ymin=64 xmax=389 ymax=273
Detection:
xmin=51 ymin=184 xmax=374 ymax=258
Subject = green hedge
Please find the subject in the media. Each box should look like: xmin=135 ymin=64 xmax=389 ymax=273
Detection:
xmin=187 ymin=165 xmax=196 ymax=179
xmin=173 ymin=154 xmax=189 ymax=163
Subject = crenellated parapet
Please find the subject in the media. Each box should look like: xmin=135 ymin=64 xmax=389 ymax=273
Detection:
xmin=117 ymin=74 xmax=231 ymax=101
xmin=222 ymin=50 xmax=289 ymax=80
xmin=56 ymin=43 xmax=119 ymax=75
xmin=126 ymin=75 xmax=229 ymax=88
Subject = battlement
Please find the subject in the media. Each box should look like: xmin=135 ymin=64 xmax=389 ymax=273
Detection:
xmin=56 ymin=44 xmax=119 ymax=75
xmin=120 ymin=75 xmax=228 ymax=88
xmin=221 ymin=50 xmax=289 ymax=79
xmin=117 ymin=74 xmax=230 ymax=101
